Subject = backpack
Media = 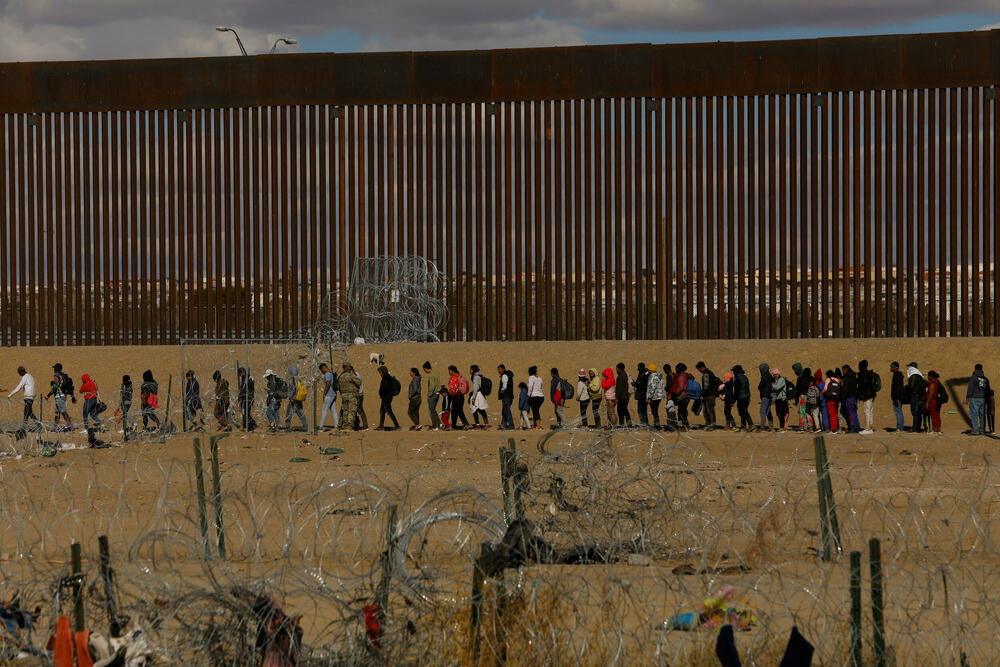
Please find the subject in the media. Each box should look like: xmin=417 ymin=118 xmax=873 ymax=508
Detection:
xmin=824 ymin=380 xmax=842 ymax=402
xmin=479 ymin=375 xmax=493 ymax=396
xmin=560 ymin=378 xmax=574 ymax=400
xmin=331 ymin=372 xmax=340 ymax=392
xmin=294 ymin=379 xmax=308 ymax=401
xmin=60 ymin=373 xmax=74 ymax=396
xmin=685 ymin=378 xmax=702 ymax=400
xmin=935 ymin=383 xmax=949 ymax=405
xmin=458 ymin=376 xmax=470 ymax=394
xmin=390 ymin=375 xmax=402 ymax=396
xmin=872 ymin=372 xmax=882 ymax=393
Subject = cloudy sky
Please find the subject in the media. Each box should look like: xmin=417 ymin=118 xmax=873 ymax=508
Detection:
xmin=0 ymin=1 xmax=998 ymax=61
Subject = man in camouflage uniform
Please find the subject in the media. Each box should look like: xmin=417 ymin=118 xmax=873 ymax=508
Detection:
xmin=338 ymin=362 xmax=362 ymax=430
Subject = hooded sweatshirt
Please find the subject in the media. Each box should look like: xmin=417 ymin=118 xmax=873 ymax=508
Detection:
xmin=615 ymin=368 xmax=631 ymax=401
xmin=905 ymin=366 xmax=926 ymax=401
xmin=793 ymin=363 xmax=811 ymax=402
xmin=841 ymin=366 xmax=858 ymax=399
xmin=733 ymin=366 xmax=750 ymax=400
xmin=588 ymin=369 xmax=603 ymax=401
xmin=601 ymin=368 xmax=616 ymax=401
xmin=856 ymin=360 xmax=876 ymax=401
xmin=968 ymin=368 xmax=989 ymax=400
xmin=81 ymin=374 xmax=98 ymax=400
xmin=757 ymin=363 xmax=772 ymax=399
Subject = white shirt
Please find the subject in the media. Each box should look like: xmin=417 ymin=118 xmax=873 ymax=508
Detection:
xmin=527 ymin=375 xmax=543 ymax=398
xmin=9 ymin=373 xmax=36 ymax=400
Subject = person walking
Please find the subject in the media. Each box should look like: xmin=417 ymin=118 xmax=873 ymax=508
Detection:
xmin=526 ymin=366 xmax=544 ymax=430
xmin=646 ymin=364 xmax=665 ymax=428
xmin=212 ymin=370 xmax=231 ymax=431
xmin=824 ymin=370 xmax=842 ymax=433
xmin=517 ymin=382 xmax=531 ymax=429
xmin=925 ymin=370 xmax=945 ymax=433
xmin=840 ymin=364 xmax=860 ymax=433
xmin=284 ymin=365 xmax=308 ymax=431
xmin=634 ymin=363 xmax=649 ymax=426
xmin=140 ymin=370 xmax=161 ymax=432
xmin=771 ymin=369 xmax=789 ymax=431
xmin=497 ymin=364 xmax=515 ymax=430
xmin=888 ymin=362 xmax=905 ymax=432
xmin=905 ymin=362 xmax=927 ymax=433
xmin=587 ymin=368 xmax=603 ymax=428
xmin=263 ymin=369 xmax=286 ymax=431
xmin=721 ymin=371 xmax=737 ymax=430
xmin=855 ymin=360 xmax=880 ymax=434
xmin=615 ymin=363 xmax=634 ymax=427
xmin=966 ymin=363 xmax=989 ymax=436
xmin=806 ymin=373 xmax=823 ymax=432
xmin=447 ymin=365 xmax=471 ymax=429
xmin=337 ymin=363 xmax=361 ymax=431
xmin=732 ymin=365 xmax=753 ymax=430
xmin=184 ymin=371 xmax=207 ymax=431
xmin=8 ymin=367 xmax=41 ymax=430
xmin=119 ymin=375 xmax=136 ymax=433
xmin=550 ymin=367 xmax=567 ymax=428
xmin=376 ymin=366 xmax=401 ymax=431
xmin=601 ymin=367 xmax=617 ymax=426
xmin=576 ymin=369 xmax=591 ymax=427
xmin=757 ymin=363 xmax=774 ymax=431
xmin=407 ymin=367 xmax=422 ymax=430
xmin=470 ymin=365 xmax=490 ymax=428
xmin=669 ymin=363 xmax=694 ymax=429
xmin=237 ymin=367 xmax=256 ymax=431
xmin=423 ymin=362 xmax=442 ymax=430
xmin=354 ymin=367 xmax=370 ymax=430
xmin=695 ymin=361 xmax=719 ymax=430
xmin=80 ymin=373 xmax=103 ymax=433
xmin=317 ymin=363 xmax=340 ymax=431
xmin=46 ymin=364 xmax=75 ymax=431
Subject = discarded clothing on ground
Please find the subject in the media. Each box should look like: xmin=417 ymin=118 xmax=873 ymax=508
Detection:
xmin=660 ymin=585 xmax=765 ymax=631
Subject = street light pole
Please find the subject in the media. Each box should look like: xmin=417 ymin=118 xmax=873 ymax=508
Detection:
xmin=215 ymin=26 xmax=248 ymax=56
xmin=270 ymin=37 xmax=298 ymax=54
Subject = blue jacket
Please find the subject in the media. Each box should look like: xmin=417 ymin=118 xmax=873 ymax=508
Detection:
xmin=518 ymin=388 xmax=529 ymax=412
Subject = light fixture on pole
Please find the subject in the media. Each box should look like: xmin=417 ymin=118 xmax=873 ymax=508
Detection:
xmin=216 ymin=26 xmax=248 ymax=56
xmin=270 ymin=37 xmax=298 ymax=54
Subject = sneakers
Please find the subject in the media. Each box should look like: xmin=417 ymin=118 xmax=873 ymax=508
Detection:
xmin=860 ymin=429 xmax=874 ymax=435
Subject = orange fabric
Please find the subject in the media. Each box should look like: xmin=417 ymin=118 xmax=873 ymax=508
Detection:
xmin=75 ymin=630 xmax=94 ymax=667
xmin=53 ymin=616 xmax=73 ymax=667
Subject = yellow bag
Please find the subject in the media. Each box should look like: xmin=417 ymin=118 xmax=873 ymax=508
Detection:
xmin=294 ymin=380 xmax=308 ymax=401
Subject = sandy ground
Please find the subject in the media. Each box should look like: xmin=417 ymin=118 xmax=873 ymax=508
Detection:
xmin=0 ymin=339 xmax=998 ymax=664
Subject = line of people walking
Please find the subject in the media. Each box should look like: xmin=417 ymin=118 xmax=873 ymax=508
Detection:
xmin=355 ymin=359 xmax=995 ymax=435
xmin=5 ymin=364 xmax=162 ymax=434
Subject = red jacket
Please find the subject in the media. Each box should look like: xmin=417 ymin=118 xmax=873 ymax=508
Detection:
xmin=669 ymin=372 xmax=692 ymax=398
xmin=80 ymin=374 xmax=98 ymax=400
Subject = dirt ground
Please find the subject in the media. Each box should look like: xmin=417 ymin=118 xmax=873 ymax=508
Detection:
xmin=0 ymin=339 xmax=998 ymax=664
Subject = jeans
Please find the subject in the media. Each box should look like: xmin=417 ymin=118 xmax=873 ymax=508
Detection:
xmin=319 ymin=393 xmax=339 ymax=429
xmin=83 ymin=398 xmax=102 ymax=428
xmin=702 ymin=397 xmax=716 ymax=427
xmin=892 ymin=400 xmax=904 ymax=431
xmin=451 ymin=395 xmax=470 ymax=427
xmin=759 ymin=396 xmax=773 ymax=428
xmin=970 ymin=397 xmax=986 ymax=434
xmin=428 ymin=392 xmax=441 ymax=428
xmin=120 ymin=402 xmax=136 ymax=429
xmin=22 ymin=398 xmax=39 ymax=427
xmin=723 ymin=401 xmax=736 ymax=427
xmin=635 ymin=398 xmax=648 ymax=425
xmin=845 ymin=397 xmax=860 ymax=430
xmin=736 ymin=398 xmax=753 ymax=428
xmin=578 ymin=399 xmax=590 ymax=426
xmin=590 ymin=398 xmax=602 ymax=426
xmin=408 ymin=397 xmax=421 ymax=426
xmin=501 ymin=397 xmax=514 ymax=429
xmin=379 ymin=397 xmax=400 ymax=428
xmin=554 ymin=404 xmax=566 ymax=425
xmin=648 ymin=399 xmax=661 ymax=426
xmin=616 ymin=397 xmax=633 ymax=426
xmin=285 ymin=399 xmax=308 ymax=430
xmin=675 ymin=397 xmax=689 ymax=427
xmin=267 ymin=399 xmax=281 ymax=427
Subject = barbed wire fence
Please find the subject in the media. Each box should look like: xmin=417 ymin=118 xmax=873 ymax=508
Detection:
xmin=0 ymin=425 xmax=998 ymax=664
